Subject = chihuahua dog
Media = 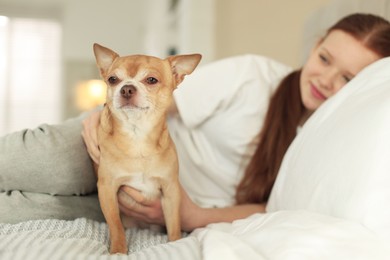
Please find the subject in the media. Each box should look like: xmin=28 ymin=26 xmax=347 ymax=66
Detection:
xmin=93 ymin=43 xmax=201 ymax=254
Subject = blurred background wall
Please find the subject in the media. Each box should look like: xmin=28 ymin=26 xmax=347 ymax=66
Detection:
xmin=0 ymin=0 xmax=330 ymax=136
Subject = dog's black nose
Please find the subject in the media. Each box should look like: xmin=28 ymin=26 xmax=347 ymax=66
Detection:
xmin=120 ymin=85 xmax=136 ymax=99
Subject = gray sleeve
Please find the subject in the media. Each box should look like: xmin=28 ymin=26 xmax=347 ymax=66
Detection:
xmin=0 ymin=112 xmax=97 ymax=196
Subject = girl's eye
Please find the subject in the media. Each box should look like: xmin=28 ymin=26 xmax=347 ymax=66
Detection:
xmin=108 ymin=76 xmax=118 ymax=84
xmin=319 ymin=54 xmax=329 ymax=64
xmin=146 ymin=77 xmax=158 ymax=85
xmin=342 ymin=75 xmax=352 ymax=83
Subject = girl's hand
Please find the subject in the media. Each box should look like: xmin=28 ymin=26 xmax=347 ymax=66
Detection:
xmin=118 ymin=184 xmax=201 ymax=232
xmin=81 ymin=110 xmax=102 ymax=164
xmin=118 ymin=186 xmax=165 ymax=226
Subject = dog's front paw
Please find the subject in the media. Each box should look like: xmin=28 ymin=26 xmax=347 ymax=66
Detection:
xmin=110 ymin=242 xmax=128 ymax=255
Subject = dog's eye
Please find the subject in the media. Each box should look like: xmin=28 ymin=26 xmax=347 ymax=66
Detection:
xmin=108 ymin=76 xmax=118 ymax=85
xmin=146 ymin=77 xmax=158 ymax=85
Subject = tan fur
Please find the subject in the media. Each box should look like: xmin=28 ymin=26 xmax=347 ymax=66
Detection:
xmin=93 ymin=43 xmax=201 ymax=254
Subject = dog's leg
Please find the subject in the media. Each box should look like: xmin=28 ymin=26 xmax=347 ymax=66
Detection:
xmin=97 ymin=178 xmax=127 ymax=254
xmin=160 ymin=179 xmax=181 ymax=241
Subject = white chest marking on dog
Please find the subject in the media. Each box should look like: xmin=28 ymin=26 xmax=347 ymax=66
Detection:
xmin=120 ymin=171 xmax=161 ymax=200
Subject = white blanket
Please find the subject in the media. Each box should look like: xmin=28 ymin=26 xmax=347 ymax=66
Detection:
xmin=196 ymin=211 xmax=390 ymax=260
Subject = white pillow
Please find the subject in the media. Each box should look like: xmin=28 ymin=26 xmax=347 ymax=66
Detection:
xmin=267 ymin=57 xmax=390 ymax=239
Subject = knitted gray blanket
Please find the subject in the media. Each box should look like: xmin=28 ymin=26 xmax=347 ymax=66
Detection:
xmin=0 ymin=218 xmax=201 ymax=259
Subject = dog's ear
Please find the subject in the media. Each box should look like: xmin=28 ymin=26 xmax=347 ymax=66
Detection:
xmin=93 ymin=43 xmax=119 ymax=77
xmin=167 ymin=54 xmax=202 ymax=86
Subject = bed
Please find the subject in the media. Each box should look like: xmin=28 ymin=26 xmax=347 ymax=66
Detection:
xmin=2 ymin=0 xmax=390 ymax=259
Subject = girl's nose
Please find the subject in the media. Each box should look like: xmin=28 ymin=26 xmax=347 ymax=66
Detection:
xmin=318 ymin=68 xmax=337 ymax=90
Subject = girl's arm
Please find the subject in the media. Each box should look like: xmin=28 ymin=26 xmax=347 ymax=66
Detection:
xmin=118 ymin=184 xmax=265 ymax=232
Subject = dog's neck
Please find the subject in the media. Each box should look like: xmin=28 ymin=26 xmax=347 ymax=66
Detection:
xmin=101 ymin=106 xmax=170 ymax=146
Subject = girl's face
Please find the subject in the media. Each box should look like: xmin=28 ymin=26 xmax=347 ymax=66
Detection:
xmin=300 ymin=29 xmax=381 ymax=111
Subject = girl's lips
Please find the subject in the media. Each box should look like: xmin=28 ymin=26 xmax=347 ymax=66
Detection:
xmin=310 ymin=84 xmax=327 ymax=100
